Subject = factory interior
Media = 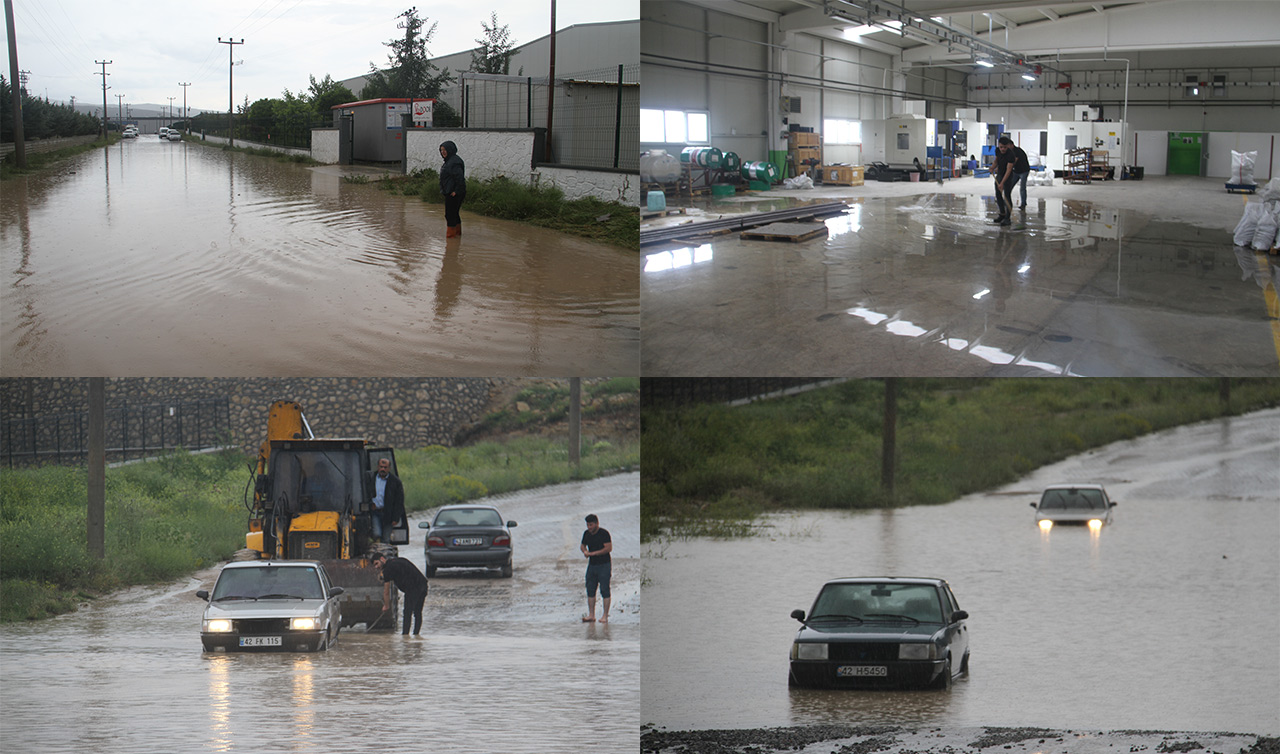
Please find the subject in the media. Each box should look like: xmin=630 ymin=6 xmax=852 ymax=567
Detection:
xmin=639 ymin=1 xmax=1280 ymax=377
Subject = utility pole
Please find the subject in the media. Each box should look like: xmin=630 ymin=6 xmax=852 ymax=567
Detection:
xmin=545 ymin=0 xmax=555 ymax=162
xmin=5 ymin=0 xmax=26 ymax=167
xmin=87 ymin=378 xmax=106 ymax=560
xmin=114 ymin=93 xmax=125 ymax=125
xmin=569 ymin=378 xmax=581 ymax=468
xmin=217 ymin=37 xmax=243 ymax=146
xmin=881 ymin=378 xmax=897 ymax=498
xmin=95 ymin=59 xmax=112 ymax=137
xmin=178 ymin=81 xmax=190 ymax=133
xmin=167 ymin=96 xmax=176 ymax=127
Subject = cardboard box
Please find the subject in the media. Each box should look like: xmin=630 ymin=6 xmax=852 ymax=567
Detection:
xmin=789 ymin=132 xmax=820 ymax=147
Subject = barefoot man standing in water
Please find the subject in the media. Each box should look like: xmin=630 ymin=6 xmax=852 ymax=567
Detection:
xmin=581 ymin=514 xmax=612 ymax=623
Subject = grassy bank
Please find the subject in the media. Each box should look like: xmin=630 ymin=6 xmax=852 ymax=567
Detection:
xmin=187 ymin=136 xmax=321 ymax=166
xmin=0 ymin=135 xmax=119 ymax=180
xmin=642 ymin=378 xmax=1280 ymax=540
xmin=1 ymin=428 xmax=638 ymax=624
xmin=382 ymin=169 xmax=639 ymax=251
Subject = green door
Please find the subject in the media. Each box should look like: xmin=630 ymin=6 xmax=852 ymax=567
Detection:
xmin=1167 ymin=132 xmax=1203 ymax=176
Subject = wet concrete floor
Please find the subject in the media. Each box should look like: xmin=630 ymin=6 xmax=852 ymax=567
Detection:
xmin=1 ymin=137 xmax=638 ymax=376
xmin=641 ymin=410 xmax=1280 ymax=736
xmin=642 ymin=186 xmax=1279 ymax=377
xmin=0 ymin=473 xmax=640 ymax=754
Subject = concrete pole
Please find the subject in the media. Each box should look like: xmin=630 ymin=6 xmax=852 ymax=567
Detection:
xmin=95 ymin=60 xmax=112 ymax=137
xmin=218 ymin=38 xmax=243 ymax=146
xmin=5 ymin=0 xmax=25 ymax=167
xmin=569 ymin=378 xmax=581 ymax=468
xmin=87 ymin=378 xmax=106 ymax=560
xmin=881 ymin=378 xmax=897 ymax=497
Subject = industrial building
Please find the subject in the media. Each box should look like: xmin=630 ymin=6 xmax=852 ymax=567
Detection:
xmin=640 ymin=1 xmax=1280 ymax=377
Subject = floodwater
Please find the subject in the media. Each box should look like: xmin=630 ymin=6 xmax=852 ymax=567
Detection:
xmin=0 ymin=473 xmax=640 ymax=754
xmin=1 ymin=136 xmax=638 ymax=376
xmin=641 ymin=410 xmax=1280 ymax=734
xmin=641 ymin=194 xmax=1280 ymax=376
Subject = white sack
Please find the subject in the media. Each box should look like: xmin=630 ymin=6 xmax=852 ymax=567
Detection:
xmin=1233 ymin=202 xmax=1264 ymax=246
xmin=1252 ymin=204 xmax=1280 ymax=252
xmin=782 ymin=175 xmax=815 ymax=190
xmin=1230 ymin=150 xmax=1257 ymax=186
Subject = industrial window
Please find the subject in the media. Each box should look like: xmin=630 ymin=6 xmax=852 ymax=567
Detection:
xmin=641 ymin=109 xmax=709 ymax=144
xmin=823 ymin=119 xmax=862 ymax=145
xmin=1211 ymin=73 xmax=1227 ymax=98
xmin=1184 ymin=74 xmax=1201 ymax=98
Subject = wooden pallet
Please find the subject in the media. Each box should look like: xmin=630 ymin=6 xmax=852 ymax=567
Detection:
xmin=739 ymin=222 xmax=829 ymax=243
xmin=641 ymin=207 xmax=688 ymax=220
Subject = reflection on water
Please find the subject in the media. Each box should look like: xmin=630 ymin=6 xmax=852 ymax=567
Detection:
xmin=1 ymin=137 xmax=638 ymax=376
xmin=642 ymin=410 xmax=1280 ymax=734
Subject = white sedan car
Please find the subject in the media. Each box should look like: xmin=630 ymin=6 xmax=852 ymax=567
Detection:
xmin=166 ymin=130 xmax=183 ymax=141
xmin=197 ymin=560 xmax=344 ymax=652
xmin=1030 ymin=484 xmax=1117 ymax=530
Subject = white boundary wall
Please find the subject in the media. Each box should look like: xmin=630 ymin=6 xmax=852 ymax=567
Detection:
xmin=533 ymin=166 xmax=639 ymax=205
xmin=311 ymin=128 xmax=339 ymax=164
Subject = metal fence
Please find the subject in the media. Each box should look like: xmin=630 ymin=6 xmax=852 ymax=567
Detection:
xmin=461 ymin=63 xmax=638 ymax=171
xmin=2 ymin=397 xmax=232 ymax=468
xmin=642 ymin=379 xmax=846 ymax=407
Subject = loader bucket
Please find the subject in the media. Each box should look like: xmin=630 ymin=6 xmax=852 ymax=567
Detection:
xmin=322 ymin=558 xmax=399 ymax=630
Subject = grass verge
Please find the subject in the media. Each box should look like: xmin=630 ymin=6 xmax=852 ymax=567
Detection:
xmin=382 ymin=168 xmax=639 ymax=251
xmin=1 ymin=431 xmax=638 ymax=623
xmin=186 ymin=136 xmax=321 ymax=165
xmin=642 ymin=378 xmax=1280 ymax=540
xmin=0 ymin=135 xmax=120 ymax=180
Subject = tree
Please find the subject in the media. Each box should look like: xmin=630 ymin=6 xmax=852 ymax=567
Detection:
xmin=308 ymin=74 xmax=355 ymax=114
xmin=470 ymin=12 xmax=520 ymax=75
xmin=362 ymin=7 xmax=452 ymax=100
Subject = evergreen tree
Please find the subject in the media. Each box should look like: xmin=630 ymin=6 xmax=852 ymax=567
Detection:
xmin=470 ymin=12 xmax=520 ymax=75
xmin=308 ymin=74 xmax=356 ymax=115
xmin=363 ymin=7 xmax=453 ymax=100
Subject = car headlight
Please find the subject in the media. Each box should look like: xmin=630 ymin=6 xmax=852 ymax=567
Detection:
xmin=1088 ymin=519 xmax=1103 ymax=531
xmin=204 ymin=619 xmax=232 ymax=633
xmin=1038 ymin=519 xmax=1054 ymax=531
xmin=899 ymin=643 xmax=936 ymax=660
xmin=291 ymin=617 xmax=317 ymax=631
xmin=792 ymin=642 xmax=828 ymax=661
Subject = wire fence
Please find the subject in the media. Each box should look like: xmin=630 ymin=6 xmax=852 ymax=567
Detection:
xmin=642 ymin=379 xmax=846 ymax=407
xmin=192 ymin=114 xmax=330 ymax=151
xmin=2 ymin=397 xmax=232 ymax=468
xmin=461 ymin=63 xmax=638 ymax=170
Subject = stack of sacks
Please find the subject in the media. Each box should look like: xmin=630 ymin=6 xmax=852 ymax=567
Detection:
xmin=1232 ymin=178 xmax=1280 ymax=251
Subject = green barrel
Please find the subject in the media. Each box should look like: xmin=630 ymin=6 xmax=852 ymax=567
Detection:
xmin=680 ymin=146 xmax=723 ymax=169
xmin=721 ymin=151 xmax=742 ymax=172
xmin=740 ymin=160 xmax=779 ymax=183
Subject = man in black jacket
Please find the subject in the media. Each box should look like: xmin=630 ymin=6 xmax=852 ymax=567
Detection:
xmin=439 ymin=140 xmax=467 ymax=238
xmin=992 ymin=136 xmax=1030 ymax=226
xmin=372 ymin=551 xmax=429 ymax=636
xmin=368 ymin=458 xmax=405 ymax=544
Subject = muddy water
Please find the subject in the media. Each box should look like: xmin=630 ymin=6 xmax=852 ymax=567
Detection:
xmin=1 ymin=137 xmax=638 ymax=376
xmin=0 ymin=473 xmax=640 ymax=753
xmin=641 ymin=411 xmax=1280 ymax=734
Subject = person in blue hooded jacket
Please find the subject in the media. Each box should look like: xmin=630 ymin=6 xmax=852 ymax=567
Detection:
xmin=439 ymin=140 xmax=467 ymax=237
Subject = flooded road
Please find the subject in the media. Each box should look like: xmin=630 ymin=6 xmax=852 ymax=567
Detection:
xmin=0 ymin=473 xmax=640 ymax=753
xmin=1 ymin=137 xmax=638 ymax=376
xmin=641 ymin=410 xmax=1280 ymax=735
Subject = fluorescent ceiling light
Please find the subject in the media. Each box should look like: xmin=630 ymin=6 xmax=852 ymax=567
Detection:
xmin=975 ymin=59 xmax=995 ymax=68
xmin=843 ymin=20 xmax=902 ymax=38
xmin=1022 ymin=73 xmax=1037 ymax=81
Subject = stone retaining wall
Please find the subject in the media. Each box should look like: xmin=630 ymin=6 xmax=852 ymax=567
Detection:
xmin=1 ymin=378 xmax=514 ymax=456
xmin=534 ymin=165 xmax=639 ymax=205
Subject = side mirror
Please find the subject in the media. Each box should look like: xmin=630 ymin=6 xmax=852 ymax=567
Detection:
xmin=507 ymin=521 xmax=518 ymax=528
xmin=1110 ymin=501 xmax=1118 ymax=507
xmin=328 ymin=587 xmax=345 ymax=598
xmin=196 ymin=590 xmax=210 ymax=601
xmin=791 ymin=609 xmax=806 ymax=622
xmin=417 ymin=521 xmax=431 ymax=529
xmin=952 ymin=610 xmax=969 ymax=622
xmin=1028 ymin=502 xmax=1037 ymax=508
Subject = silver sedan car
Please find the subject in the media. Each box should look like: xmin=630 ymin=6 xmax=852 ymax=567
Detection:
xmin=1031 ymin=484 xmax=1117 ymax=531
xmin=198 ymin=560 xmax=344 ymax=652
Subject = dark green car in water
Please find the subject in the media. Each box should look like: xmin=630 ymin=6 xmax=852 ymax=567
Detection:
xmin=789 ymin=577 xmax=970 ymax=690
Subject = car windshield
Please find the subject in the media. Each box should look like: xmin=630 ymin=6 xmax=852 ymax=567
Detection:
xmin=212 ymin=566 xmax=324 ymax=600
xmin=434 ymin=508 xmax=503 ymax=527
xmin=271 ymin=450 xmax=362 ymax=514
xmin=1040 ymin=488 xmax=1107 ymax=510
xmin=810 ymin=583 xmax=943 ymax=623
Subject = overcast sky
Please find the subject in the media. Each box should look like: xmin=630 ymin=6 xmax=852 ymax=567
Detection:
xmin=4 ymin=0 xmax=637 ymax=115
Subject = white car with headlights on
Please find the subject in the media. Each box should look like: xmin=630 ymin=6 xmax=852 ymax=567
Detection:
xmin=1030 ymin=484 xmax=1117 ymax=531
xmin=789 ymin=577 xmax=969 ymax=690
xmin=197 ymin=560 xmax=343 ymax=652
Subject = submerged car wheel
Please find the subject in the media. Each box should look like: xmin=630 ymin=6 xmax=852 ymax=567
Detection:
xmin=424 ymin=565 xmax=437 ymax=577
xmin=501 ymin=559 xmax=513 ymax=578
xmin=960 ymin=651 xmax=970 ymax=674
xmin=931 ymin=656 xmax=953 ymax=691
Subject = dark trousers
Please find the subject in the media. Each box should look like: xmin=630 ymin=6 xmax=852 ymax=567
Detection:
xmin=444 ymin=193 xmax=464 ymax=228
xmin=994 ymin=176 xmax=1012 ymax=218
xmin=401 ymin=587 xmax=427 ymax=635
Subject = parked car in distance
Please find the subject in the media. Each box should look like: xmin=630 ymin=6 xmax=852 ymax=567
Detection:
xmin=197 ymin=560 xmax=344 ymax=652
xmin=158 ymin=127 xmax=170 ymax=138
xmin=1031 ymin=484 xmax=1116 ymax=530
xmin=166 ymin=129 xmax=183 ymax=141
xmin=789 ymin=577 xmax=969 ymax=690
xmin=121 ymin=127 xmax=138 ymax=138
xmin=417 ymin=504 xmax=517 ymax=577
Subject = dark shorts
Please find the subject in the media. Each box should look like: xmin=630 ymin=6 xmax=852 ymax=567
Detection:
xmin=585 ymin=562 xmax=611 ymax=599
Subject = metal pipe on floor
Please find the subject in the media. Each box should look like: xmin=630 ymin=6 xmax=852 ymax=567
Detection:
xmin=640 ymin=201 xmax=849 ymax=247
